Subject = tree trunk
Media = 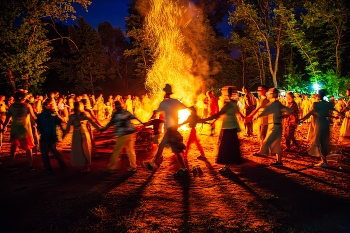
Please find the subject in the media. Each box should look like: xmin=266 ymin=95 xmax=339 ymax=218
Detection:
xmin=253 ymin=49 xmax=262 ymax=84
xmin=7 ymin=68 xmax=16 ymax=91
xmin=335 ymin=36 xmax=341 ymax=75
xmin=24 ymin=73 xmax=29 ymax=91
xmin=89 ymin=71 xmax=94 ymax=95
xmin=242 ymin=51 xmax=245 ymax=87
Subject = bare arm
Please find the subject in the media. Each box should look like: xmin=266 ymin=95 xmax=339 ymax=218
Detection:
xmin=27 ymin=104 xmax=37 ymax=120
xmin=63 ymin=115 xmax=73 ymax=138
xmin=2 ymin=108 xmax=12 ymax=129
xmin=85 ymin=115 xmax=101 ymax=130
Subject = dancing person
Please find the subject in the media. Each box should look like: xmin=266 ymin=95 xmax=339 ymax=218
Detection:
xmin=144 ymin=112 xmax=165 ymax=146
xmin=180 ymin=106 xmax=206 ymax=159
xmin=63 ymin=101 xmax=101 ymax=173
xmin=339 ymin=89 xmax=350 ymax=142
xmin=125 ymin=95 xmax=133 ymax=114
xmin=301 ymin=95 xmax=311 ymax=123
xmin=242 ymin=86 xmax=256 ymax=137
xmin=2 ymin=90 xmax=37 ymax=171
xmin=142 ymin=84 xmax=188 ymax=176
xmin=37 ymin=99 xmax=67 ymax=172
xmin=256 ymin=88 xmax=292 ymax=166
xmin=100 ymin=101 xmax=143 ymax=173
xmin=0 ymin=95 xmax=7 ymax=136
xmin=207 ymin=91 xmax=219 ymax=136
xmin=283 ymin=92 xmax=299 ymax=151
xmin=299 ymin=89 xmax=336 ymax=167
xmin=245 ymin=85 xmax=269 ymax=156
xmin=199 ymin=86 xmax=245 ymax=172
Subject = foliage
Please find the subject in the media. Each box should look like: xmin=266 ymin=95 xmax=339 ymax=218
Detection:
xmin=55 ymin=17 xmax=115 ymax=95
xmin=0 ymin=0 xmax=91 ymax=93
xmin=124 ymin=1 xmax=152 ymax=81
xmin=98 ymin=21 xmax=132 ymax=90
xmin=228 ymin=0 xmax=299 ymax=88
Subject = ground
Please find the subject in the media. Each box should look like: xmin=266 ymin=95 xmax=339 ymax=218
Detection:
xmin=0 ymin=122 xmax=350 ymax=233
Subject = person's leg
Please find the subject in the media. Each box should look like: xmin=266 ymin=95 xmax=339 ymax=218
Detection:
xmin=276 ymin=153 xmax=282 ymax=163
xmin=40 ymin=142 xmax=53 ymax=171
xmin=193 ymin=134 xmax=205 ymax=156
xmin=290 ymin=125 xmax=298 ymax=147
xmin=186 ymin=128 xmax=195 ymax=155
xmin=152 ymin=131 xmax=169 ymax=163
xmin=286 ymin=139 xmax=291 ymax=149
xmin=49 ymin=142 xmax=67 ymax=168
xmin=9 ymin=145 xmax=16 ymax=167
xmin=106 ymin=135 xmax=127 ymax=170
xmin=26 ymin=149 xmax=33 ymax=170
xmin=175 ymin=152 xmax=186 ymax=169
xmin=124 ymin=133 xmax=137 ymax=169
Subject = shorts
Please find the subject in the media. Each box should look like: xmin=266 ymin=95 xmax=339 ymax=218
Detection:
xmin=160 ymin=127 xmax=185 ymax=153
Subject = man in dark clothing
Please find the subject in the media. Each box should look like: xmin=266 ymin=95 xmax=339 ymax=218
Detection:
xmin=36 ymin=99 xmax=67 ymax=172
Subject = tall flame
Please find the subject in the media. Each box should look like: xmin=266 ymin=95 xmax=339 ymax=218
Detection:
xmin=143 ymin=0 xmax=202 ymax=107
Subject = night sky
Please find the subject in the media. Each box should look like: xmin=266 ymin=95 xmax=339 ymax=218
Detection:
xmin=68 ymin=0 xmax=232 ymax=35
xmin=68 ymin=0 xmax=130 ymax=30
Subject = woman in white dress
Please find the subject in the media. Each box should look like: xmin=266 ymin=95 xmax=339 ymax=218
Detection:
xmin=300 ymin=90 xmax=335 ymax=167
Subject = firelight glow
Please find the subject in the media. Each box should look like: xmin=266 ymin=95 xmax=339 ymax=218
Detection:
xmin=143 ymin=0 xmax=202 ymax=107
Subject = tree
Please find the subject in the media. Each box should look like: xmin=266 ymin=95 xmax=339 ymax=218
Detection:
xmin=57 ymin=17 xmax=115 ymax=95
xmin=280 ymin=0 xmax=350 ymax=94
xmin=228 ymin=0 xmax=298 ymax=88
xmin=0 ymin=0 xmax=91 ymax=92
xmin=124 ymin=0 xmax=152 ymax=81
xmin=98 ymin=21 xmax=131 ymax=90
xmin=303 ymin=0 xmax=350 ymax=76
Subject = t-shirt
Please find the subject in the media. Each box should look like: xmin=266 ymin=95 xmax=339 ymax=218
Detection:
xmin=256 ymin=96 xmax=269 ymax=125
xmin=109 ymin=109 xmax=136 ymax=137
xmin=156 ymin=98 xmax=187 ymax=129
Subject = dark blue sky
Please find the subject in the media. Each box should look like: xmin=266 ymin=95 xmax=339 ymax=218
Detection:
xmin=69 ymin=0 xmax=232 ymax=35
xmin=69 ymin=0 xmax=130 ymax=30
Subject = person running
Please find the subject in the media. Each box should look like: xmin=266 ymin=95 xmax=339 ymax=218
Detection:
xmin=37 ymin=99 xmax=67 ymax=172
xmin=256 ymin=88 xmax=291 ymax=166
xmin=142 ymin=84 xmax=188 ymax=176
xmin=2 ymin=90 xmax=37 ymax=171
xmin=100 ymin=101 xmax=143 ymax=173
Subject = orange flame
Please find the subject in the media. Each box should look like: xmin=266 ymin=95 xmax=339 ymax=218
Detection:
xmin=143 ymin=0 xmax=202 ymax=107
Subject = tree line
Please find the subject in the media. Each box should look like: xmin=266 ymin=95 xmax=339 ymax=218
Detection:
xmin=1 ymin=0 xmax=349 ymax=96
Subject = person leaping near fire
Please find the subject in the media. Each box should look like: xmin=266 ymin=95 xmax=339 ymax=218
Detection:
xmin=142 ymin=84 xmax=189 ymax=176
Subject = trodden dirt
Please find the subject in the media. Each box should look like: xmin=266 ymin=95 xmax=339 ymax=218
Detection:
xmin=0 ymin=122 xmax=349 ymax=233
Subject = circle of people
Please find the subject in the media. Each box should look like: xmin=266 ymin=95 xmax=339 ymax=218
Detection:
xmin=1 ymin=84 xmax=349 ymax=175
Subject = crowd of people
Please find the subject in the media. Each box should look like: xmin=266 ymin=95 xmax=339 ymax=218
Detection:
xmin=0 ymin=84 xmax=350 ymax=176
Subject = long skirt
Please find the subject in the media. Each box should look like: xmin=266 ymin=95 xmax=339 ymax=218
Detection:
xmin=71 ymin=127 xmax=92 ymax=166
xmin=215 ymin=128 xmax=241 ymax=165
xmin=308 ymin=118 xmax=331 ymax=157
xmin=261 ymin=124 xmax=282 ymax=155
